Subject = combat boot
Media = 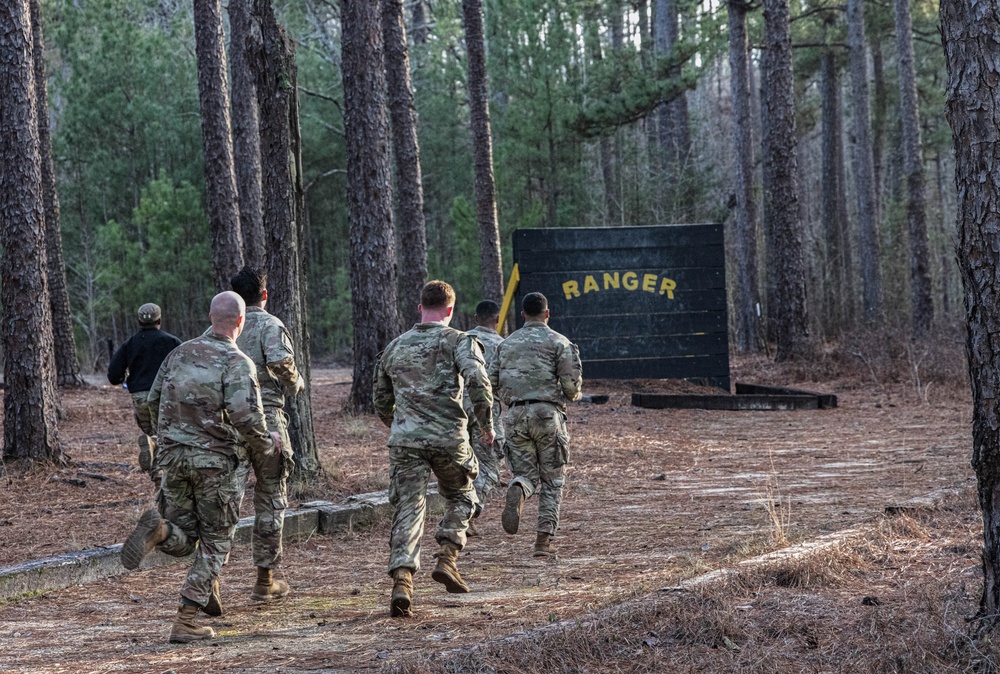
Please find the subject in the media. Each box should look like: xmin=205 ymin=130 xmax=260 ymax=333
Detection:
xmin=201 ymin=578 xmax=222 ymax=617
xmin=466 ymin=518 xmax=480 ymax=538
xmin=137 ymin=434 xmax=155 ymax=473
xmin=251 ymin=567 xmax=290 ymax=602
xmin=390 ymin=567 xmax=414 ymax=617
xmin=121 ymin=509 xmax=169 ymax=570
xmin=501 ymin=484 xmax=525 ymax=535
xmin=533 ymin=532 xmax=555 ymax=558
xmin=431 ymin=542 xmax=469 ymax=593
xmin=169 ymin=603 xmax=215 ymax=644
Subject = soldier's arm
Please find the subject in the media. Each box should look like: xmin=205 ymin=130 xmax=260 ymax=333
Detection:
xmin=372 ymin=351 xmax=395 ymax=427
xmin=457 ymin=335 xmax=494 ymax=434
xmin=225 ymin=355 xmax=275 ymax=455
xmin=264 ymin=323 xmax=304 ymax=396
xmin=556 ymin=340 xmax=583 ymax=402
xmin=146 ymin=357 xmax=167 ymax=430
xmin=487 ymin=346 xmax=500 ymax=395
xmin=107 ymin=340 xmax=128 ymax=385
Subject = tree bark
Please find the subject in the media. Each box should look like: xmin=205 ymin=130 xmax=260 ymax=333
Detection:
xmin=341 ymin=0 xmax=400 ymax=413
xmin=193 ymin=0 xmax=244 ymax=291
xmin=846 ymin=0 xmax=883 ymax=322
xmin=941 ymin=0 xmax=1000 ymax=629
xmin=893 ymin=0 xmax=932 ymax=336
xmin=410 ymin=0 xmax=429 ymax=46
xmin=870 ymin=36 xmax=887 ymax=225
xmin=252 ymin=0 xmax=319 ymax=478
xmin=461 ymin=0 xmax=503 ymax=302
xmin=583 ymin=4 xmax=619 ymax=228
xmin=30 ymin=0 xmax=81 ymax=387
xmin=727 ymin=0 xmax=762 ymax=353
xmin=383 ymin=0 xmax=428 ymax=329
xmin=654 ymin=0 xmax=689 ymax=168
xmin=0 ymin=0 xmax=64 ymax=464
xmin=229 ymin=0 xmax=266 ymax=270
xmin=762 ymin=0 xmax=810 ymax=360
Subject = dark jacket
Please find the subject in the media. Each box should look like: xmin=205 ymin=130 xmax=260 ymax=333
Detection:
xmin=107 ymin=327 xmax=182 ymax=393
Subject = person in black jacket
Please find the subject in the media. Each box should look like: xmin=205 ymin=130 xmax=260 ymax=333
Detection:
xmin=108 ymin=303 xmax=182 ymax=474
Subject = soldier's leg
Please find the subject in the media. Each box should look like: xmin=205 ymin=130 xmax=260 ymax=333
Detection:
xmin=471 ymin=432 xmax=500 ymax=511
xmin=250 ymin=408 xmax=293 ymax=569
xmin=504 ymin=407 xmax=541 ymax=499
xmin=528 ymin=408 xmax=570 ymax=535
xmin=131 ymin=391 xmax=156 ymax=473
xmin=179 ymin=452 xmax=242 ymax=607
xmin=155 ymin=450 xmax=199 ymax=559
xmin=427 ymin=444 xmax=478 ymax=549
xmin=387 ymin=446 xmax=431 ymax=575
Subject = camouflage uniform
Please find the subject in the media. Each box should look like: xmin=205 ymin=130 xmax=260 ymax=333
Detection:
xmin=235 ymin=306 xmax=302 ymax=569
xmin=147 ymin=332 xmax=274 ymax=607
xmin=489 ymin=320 xmax=582 ymax=535
xmin=373 ymin=322 xmax=494 ymax=575
xmin=131 ymin=391 xmax=156 ymax=437
xmin=464 ymin=326 xmax=505 ymax=512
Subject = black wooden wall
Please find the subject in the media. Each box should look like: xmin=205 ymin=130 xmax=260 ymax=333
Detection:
xmin=512 ymin=224 xmax=730 ymax=390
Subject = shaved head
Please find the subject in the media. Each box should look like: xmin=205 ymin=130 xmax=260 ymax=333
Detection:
xmin=210 ymin=291 xmax=246 ymax=334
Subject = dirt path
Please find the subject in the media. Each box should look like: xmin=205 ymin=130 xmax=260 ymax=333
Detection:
xmin=0 ymin=368 xmax=973 ymax=673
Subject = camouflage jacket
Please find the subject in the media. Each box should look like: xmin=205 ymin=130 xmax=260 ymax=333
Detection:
xmin=148 ymin=332 xmax=274 ymax=458
xmin=235 ymin=306 xmax=301 ymax=409
xmin=464 ymin=326 xmax=505 ymax=444
xmin=373 ymin=322 xmax=494 ymax=450
xmin=489 ymin=320 xmax=583 ymax=409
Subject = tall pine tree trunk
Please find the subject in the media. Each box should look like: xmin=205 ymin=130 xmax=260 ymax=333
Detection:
xmin=0 ymin=0 xmax=64 ymax=464
xmin=383 ymin=0 xmax=428 ymax=328
xmin=894 ymin=0 xmax=932 ymax=336
xmin=871 ymin=37 xmax=887 ymax=225
xmin=727 ymin=0 xmax=761 ymax=353
xmin=847 ymin=0 xmax=883 ymax=322
xmin=193 ymin=0 xmax=244 ymax=290
xmin=461 ymin=0 xmax=503 ymax=301
xmin=941 ymin=0 xmax=1000 ymax=629
xmin=30 ymin=0 xmax=80 ymax=387
xmin=252 ymin=0 xmax=319 ymax=477
xmin=583 ymin=4 xmax=618 ymax=228
xmin=341 ymin=0 xmax=400 ymax=412
xmin=762 ymin=0 xmax=809 ymax=360
xmin=229 ymin=0 xmax=265 ymax=270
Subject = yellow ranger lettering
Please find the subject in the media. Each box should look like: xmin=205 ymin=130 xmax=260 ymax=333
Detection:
xmin=583 ymin=275 xmax=599 ymax=293
xmin=562 ymin=280 xmax=581 ymax=299
xmin=561 ymin=271 xmax=679 ymax=301
xmin=622 ymin=272 xmax=639 ymax=290
xmin=603 ymin=272 xmax=620 ymax=289
xmin=642 ymin=273 xmax=657 ymax=293
xmin=659 ymin=278 xmax=676 ymax=298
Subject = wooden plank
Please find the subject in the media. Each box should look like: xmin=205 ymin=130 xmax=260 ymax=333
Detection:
xmin=528 ymin=290 xmax=727 ymax=318
xmin=514 ymin=224 xmax=723 ymax=251
xmin=576 ymin=333 xmax=728 ymax=361
xmin=516 ymin=245 xmax=725 ymax=273
xmin=584 ymin=354 xmax=730 ymax=380
xmin=553 ymin=312 xmax=728 ymax=339
xmin=631 ymin=392 xmax=820 ymax=411
xmin=734 ymin=383 xmax=838 ymax=409
xmin=520 ymin=267 xmax=726 ymax=292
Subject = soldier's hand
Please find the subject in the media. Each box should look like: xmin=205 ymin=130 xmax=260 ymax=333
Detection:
xmin=293 ymin=378 xmax=305 ymax=395
xmin=270 ymin=431 xmax=283 ymax=453
xmin=481 ymin=428 xmax=496 ymax=445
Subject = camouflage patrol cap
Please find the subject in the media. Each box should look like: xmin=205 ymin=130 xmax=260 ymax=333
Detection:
xmin=137 ymin=303 xmax=162 ymax=324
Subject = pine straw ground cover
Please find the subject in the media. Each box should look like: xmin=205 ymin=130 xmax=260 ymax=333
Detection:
xmin=0 ymin=339 xmax=989 ymax=672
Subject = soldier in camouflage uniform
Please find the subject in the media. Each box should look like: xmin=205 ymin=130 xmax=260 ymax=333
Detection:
xmin=120 ymin=292 xmax=281 ymax=644
xmin=464 ymin=300 xmax=505 ymax=537
xmin=373 ymin=280 xmax=495 ymax=618
xmin=107 ymin=303 xmax=182 ymax=476
xmin=489 ymin=292 xmax=582 ymax=558
xmin=231 ymin=266 xmax=304 ymax=601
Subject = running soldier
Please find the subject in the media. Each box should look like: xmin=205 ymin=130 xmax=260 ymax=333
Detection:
xmin=489 ymin=292 xmax=582 ymax=557
xmin=107 ymin=303 xmax=181 ymax=475
xmin=373 ymin=280 xmax=494 ymax=617
xmin=230 ymin=266 xmax=304 ymax=601
xmin=120 ymin=292 xmax=280 ymax=643
xmin=464 ymin=300 xmax=505 ymax=537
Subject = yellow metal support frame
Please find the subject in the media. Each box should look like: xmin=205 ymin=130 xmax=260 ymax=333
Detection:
xmin=499 ymin=263 xmax=520 ymax=336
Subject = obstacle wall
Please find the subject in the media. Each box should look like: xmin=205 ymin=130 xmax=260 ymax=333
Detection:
xmin=512 ymin=224 xmax=730 ymax=389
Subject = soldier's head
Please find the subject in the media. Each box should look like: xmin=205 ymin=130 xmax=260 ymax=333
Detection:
xmin=231 ymin=266 xmax=268 ymax=308
xmin=521 ymin=292 xmax=549 ymax=323
xmin=474 ymin=300 xmax=501 ymax=329
xmin=210 ymin=291 xmax=246 ymax=339
xmin=137 ymin=303 xmax=161 ymax=328
xmin=419 ymin=280 xmax=456 ymax=325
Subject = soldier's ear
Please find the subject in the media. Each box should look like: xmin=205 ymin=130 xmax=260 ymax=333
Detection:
xmin=445 ymin=305 xmax=454 ymax=317
xmin=261 ymin=289 xmax=268 ymax=302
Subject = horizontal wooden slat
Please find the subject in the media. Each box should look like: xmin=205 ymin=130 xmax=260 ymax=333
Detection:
xmin=582 ymin=354 xmax=730 ymax=380
xmin=551 ymin=312 xmax=728 ymax=339
xmin=576 ymin=333 xmax=728 ymax=360
xmin=513 ymin=224 xmax=723 ymax=252
xmin=520 ymin=267 xmax=726 ymax=292
xmin=631 ymin=392 xmax=820 ymax=411
xmin=515 ymin=245 xmax=724 ymax=274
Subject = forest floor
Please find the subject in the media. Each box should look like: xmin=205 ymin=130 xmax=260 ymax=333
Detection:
xmin=0 ymin=354 xmax=991 ymax=673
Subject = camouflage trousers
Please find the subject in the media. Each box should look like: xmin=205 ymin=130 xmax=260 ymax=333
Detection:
xmin=387 ymin=443 xmax=479 ymax=575
xmin=130 ymin=391 xmax=155 ymax=437
xmin=236 ymin=406 xmax=294 ymax=568
xmin=470 ymin=430 xmax=502 ymax=516
xmin=155 ymin=445 xmax=243 ymax=607
xmin=503 ymin=402 xmax=570 ymax=535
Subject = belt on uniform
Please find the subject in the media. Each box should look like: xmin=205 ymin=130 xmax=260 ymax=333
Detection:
xmin=510 ymin=399 xmax=548 ymax=407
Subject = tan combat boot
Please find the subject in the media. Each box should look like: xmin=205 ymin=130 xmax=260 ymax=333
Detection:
xmin=137 ymin=434 xmax=155 ymax=473
xmin=533 ymin=532 xmax=555 ymax=558
xmin=431 ymin=542 xmax=469 ymax=593
xmin=201 ymin=578 xmax=222 ymax=617
xmin=251 ymin=567 xmax=290 ymax=601
xmin=466 ymin=518 xmax=480 ymax=538
xmin=501 ymin=484 xmax=525 ymax=535
xmin=121 ymin=509 xmax=169 ymax=570
xmin=169 ymin=604 xmax=215 ymax=644
xmin=390 ymin=567 xmax=414 ymax=617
